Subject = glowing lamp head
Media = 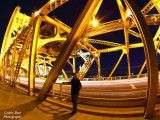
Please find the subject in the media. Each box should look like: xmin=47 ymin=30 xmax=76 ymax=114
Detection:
xmin=25 ymin=22 xmax=29 ymax=26
xmin=35 ymin=11 xmax=40 ymax=16
xmin=13 ymin=37 xmax=16 ymax=39
xmin=92 ymin=20 xmax=98 ymax=27
xmin=18 ymin=31 xmax=21 ymax=34
xmin=50 ymin=0 xmax=55 ymax=2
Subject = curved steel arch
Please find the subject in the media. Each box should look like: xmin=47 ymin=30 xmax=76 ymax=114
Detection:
xmin=123 ymin=0 xmax=158 ymax=118
xmin=37 ymin=37 xmax=66 ymax=51
xmin=0 ymin=7 xmax=21 ymax=60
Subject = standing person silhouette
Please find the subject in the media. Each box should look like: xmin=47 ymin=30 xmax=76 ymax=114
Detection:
xmin=63 ymin=73 xmax=82 ymax=115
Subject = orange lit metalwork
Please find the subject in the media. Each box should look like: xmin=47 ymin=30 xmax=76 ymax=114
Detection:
xmin=0 ymin=0 xmax=160 ymax=118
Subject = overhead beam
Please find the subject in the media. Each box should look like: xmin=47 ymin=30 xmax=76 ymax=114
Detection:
xmin=37 ymin=0 xmax=68 ymax=15
xmin=86 ymin=38 xmax=123 ymax=46
xmin=98 ymin=42 xmax=143 ymax=53
xmin=86 ymin=15 xmax=160 ymax=37
xmin=43 ymin=16 xmax=71 ymax=33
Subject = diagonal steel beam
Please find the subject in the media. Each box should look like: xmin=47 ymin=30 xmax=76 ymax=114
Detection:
xmin=43 ymin=16 xmax=71 ymax=33
xmin=86 ymin=38 xmax=123 ymax=46
xmin=141 ymin=0 xmax=160 ymax=15
xmin=38 ymin=0 xmax=103 ymax=100
xmin=129 ymin=29 xmax=141 ymax=38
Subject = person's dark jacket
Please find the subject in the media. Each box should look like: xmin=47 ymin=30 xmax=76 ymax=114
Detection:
xmin=70 ymin=78 xmax=82 ymax=94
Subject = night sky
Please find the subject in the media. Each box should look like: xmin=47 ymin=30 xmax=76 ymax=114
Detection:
xmin=0 ymin=0 xmax=159 ymax=76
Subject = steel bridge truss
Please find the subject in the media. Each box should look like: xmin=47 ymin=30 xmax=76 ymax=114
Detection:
xmin=1 ymin=0 xmax=160 ymax=118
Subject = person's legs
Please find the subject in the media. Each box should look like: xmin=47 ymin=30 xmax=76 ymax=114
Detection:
xmin=71 ymin=93 xmax=79 ymax=113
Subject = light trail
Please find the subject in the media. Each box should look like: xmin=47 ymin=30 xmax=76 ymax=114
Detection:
xmin=19 ymin=77 xmax=148 ymax=86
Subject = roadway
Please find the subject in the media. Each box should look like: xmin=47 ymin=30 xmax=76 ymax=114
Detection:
xmin=18 ymin=77 xmax=160 ymax=107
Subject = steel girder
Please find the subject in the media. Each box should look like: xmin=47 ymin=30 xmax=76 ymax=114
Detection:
xmin=0 ymin=0 xmax=160 ymax=118
xmin=38 ymin=0 xmax=103 ymax=100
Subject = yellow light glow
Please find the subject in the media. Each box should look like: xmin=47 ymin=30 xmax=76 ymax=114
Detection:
xmin=25 ymin=22 xmax=29 ymax=26
xmin=13 ymin=37 xmax=16 ymax=39
xmin=158 ymin=49 xmax=160 ymax=53
xmin=35 ymin=11 xmax=40 ymax=16
xmin=92 ymin=20 xmax=98 ymax=26
xmin=50 ymin=0 xmax=55 ymax=2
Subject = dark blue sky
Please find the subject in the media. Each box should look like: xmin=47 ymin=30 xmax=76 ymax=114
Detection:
xmin=1 ymin=0 xmax=159 ymax=76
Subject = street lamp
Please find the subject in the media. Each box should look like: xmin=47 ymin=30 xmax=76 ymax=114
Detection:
xmin=92 ymin=19 xmax=98 ymax=27
xmin=50 ymin=0 xmax=55 ymax=2
xmin=35 ymin=11 xmax=40 ymax=16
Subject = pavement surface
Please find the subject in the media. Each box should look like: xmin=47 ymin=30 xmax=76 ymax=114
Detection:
xmin=0 ymin=80 xmax=160 ymax=120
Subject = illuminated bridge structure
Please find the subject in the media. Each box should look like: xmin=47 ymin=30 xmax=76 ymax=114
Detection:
xmin=1 ymin=0 xmax=160 ymax=118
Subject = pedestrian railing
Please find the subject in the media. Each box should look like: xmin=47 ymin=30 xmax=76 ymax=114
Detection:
xmin=52 ymin=83 xmax=71 ymax=100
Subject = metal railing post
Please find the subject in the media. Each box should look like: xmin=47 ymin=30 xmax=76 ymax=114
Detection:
xmin=52 ymin=83 xmax=55 ymax=98
xmin=60 ymin=83 xmax=63 ymax=100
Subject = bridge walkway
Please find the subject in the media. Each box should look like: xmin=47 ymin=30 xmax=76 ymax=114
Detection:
xmin=0 ymin=80 xmax=160 ymax=120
